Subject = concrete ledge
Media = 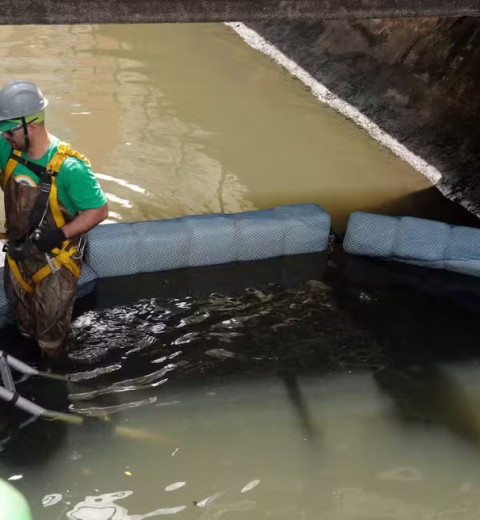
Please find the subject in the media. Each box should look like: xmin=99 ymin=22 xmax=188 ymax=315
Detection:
xmin=0 ymin=0 xmax=479 ymax=25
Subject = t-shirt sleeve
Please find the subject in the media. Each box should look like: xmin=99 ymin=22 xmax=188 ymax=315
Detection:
xmin=0 ymin=138 xmax=12 ymax=171
xmin=59 ymin=156 xmax=108 ymax=212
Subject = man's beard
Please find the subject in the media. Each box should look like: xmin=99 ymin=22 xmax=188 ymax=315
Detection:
xmin=8 ymin=138 xmax=27 ymax=152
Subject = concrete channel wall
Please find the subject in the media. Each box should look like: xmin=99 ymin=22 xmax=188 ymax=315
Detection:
xmin=1 ymin=1 xmax=480 ymax=25
xmin=240 ymin=17 xmax=480 ymax=219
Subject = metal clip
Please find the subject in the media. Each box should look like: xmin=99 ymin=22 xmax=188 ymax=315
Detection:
xmin=45 ymin=253 xmax=61 ymax=273
xmin=72 ymin=235 xmax=87 ymax=260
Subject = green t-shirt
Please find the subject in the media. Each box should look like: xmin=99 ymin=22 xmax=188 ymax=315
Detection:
xmin=0 ymin=134 xmax=107 ymax=217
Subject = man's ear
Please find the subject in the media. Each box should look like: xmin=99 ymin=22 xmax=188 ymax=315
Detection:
xmin=28 ymin=122 xmax=39 ymax=132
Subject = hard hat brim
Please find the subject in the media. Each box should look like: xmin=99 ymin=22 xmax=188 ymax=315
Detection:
xmin=0 ymin=107 xmax=47 ymax=133
xmin=0 ymin=119 xmax=21 ymax=133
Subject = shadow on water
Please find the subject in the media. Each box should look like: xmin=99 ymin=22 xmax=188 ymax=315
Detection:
xmin=326 ymin=246 xmax=480 ymax=447
xmin=368 ymin=185 xmax=480 ymax=228
xmin=4 ymin=217 xmax=480 ymax=509
xmin=327 ymin=249 xmax=480 ymax=364
xmin=373 ymin=364 xmax=480 ymax=447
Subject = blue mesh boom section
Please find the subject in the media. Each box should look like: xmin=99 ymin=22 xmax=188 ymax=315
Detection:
xmin=84 ymin=204 xmax=332 ymax=278
xmin=343 ymin=211 xmax=480 ymax=277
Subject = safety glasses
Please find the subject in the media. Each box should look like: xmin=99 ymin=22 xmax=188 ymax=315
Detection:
xmin=5 ymin=117 xmax=38 ymax=135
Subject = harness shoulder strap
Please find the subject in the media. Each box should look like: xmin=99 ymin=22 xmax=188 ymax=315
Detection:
xmin=1 ymin=150 xmax=21 ymax=191
xmin=47 ymin=142 xmax=92 ymax=228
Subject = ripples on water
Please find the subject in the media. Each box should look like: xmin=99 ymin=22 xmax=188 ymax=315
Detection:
xmin=2 ymin=250 xmax=480 ymax=518
xmin=67 ymin=278 xmax=383 ymax=378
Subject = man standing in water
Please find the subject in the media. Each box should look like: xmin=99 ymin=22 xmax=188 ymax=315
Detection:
xmin=0 ymin=80 xmax=108 ymax=356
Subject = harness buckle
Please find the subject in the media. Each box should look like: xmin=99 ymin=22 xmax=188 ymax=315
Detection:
xmin=39 ymin=179 xmax=51 ymax=192
xmin=45 ymin=253 xmax=61 ymax=273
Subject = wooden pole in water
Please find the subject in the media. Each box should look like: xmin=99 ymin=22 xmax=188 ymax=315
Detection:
xmin=0 ymin=0 xmax=478 ymax=25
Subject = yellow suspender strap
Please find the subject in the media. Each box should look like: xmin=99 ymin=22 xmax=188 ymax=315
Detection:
xmin=47 ymin=142 xmax=91 ymax=228
xmin=49 ymin=176 xmax=65 ymax=228
xmin=2 ymin=150 xmax=21 ymax=191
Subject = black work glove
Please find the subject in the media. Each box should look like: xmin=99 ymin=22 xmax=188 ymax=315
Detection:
xmin=33 ymin=227 xmax=66 ymax=253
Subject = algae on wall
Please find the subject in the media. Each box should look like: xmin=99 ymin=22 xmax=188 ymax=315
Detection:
xmin=246 ymin=17 xmax=480 ymax=217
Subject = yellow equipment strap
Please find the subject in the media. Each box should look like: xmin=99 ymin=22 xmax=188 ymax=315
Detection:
xmin=49 ymin=176 xmax=65 ymax=228
xmin=7 ymin=244 xmax=81 ymax=294
xmin=2 ymin=150 xmax=21 ymax=191
xmin=6 ymin=254 xmax=33 ymax=294
xmin=31 ymin=245 xmax=81 ymax=285
xmin=46 ymin=142 xmax=91 ymax=229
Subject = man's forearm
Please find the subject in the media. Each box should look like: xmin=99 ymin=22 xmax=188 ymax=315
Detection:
xmin=61 ymin=203 xmax=109 ymax=239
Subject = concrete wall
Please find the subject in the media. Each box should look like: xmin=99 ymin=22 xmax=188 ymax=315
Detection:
xmin=245 ymin=17 xmax=480 ymax=218
xmin=2 ymin=1 xmax=480 ymax=25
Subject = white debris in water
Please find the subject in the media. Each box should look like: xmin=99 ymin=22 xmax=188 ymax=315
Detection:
xmin=171 ymin=448 xmax=179 ymax=457
xmin=165 ymin=482 xmax=186 ymax=492
xmin=225 ymin=22 xmax=443 ymax=188
xmin=241 ymin=480 xmax=261 ymax=493
xmin=7 ymin=475 xmax=23 ymax=481
xmin=42 ymin=494 xmax=63 ymax=507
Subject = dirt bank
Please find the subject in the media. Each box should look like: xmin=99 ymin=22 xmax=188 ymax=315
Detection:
xmin=235 ymin=17 xmax=480 ymax=219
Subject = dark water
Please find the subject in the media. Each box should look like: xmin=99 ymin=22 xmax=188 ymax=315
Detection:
xmin=2 ymin=248 xmax=480 ymax=518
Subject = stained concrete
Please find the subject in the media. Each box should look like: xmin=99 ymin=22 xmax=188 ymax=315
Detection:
xmin=0 ymin=0 xmax=479 ymax=25
xmin=245 ymin=17 xmax=480 ymax=218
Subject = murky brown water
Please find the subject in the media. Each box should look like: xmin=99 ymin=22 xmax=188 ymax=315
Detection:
xmin=0 ymin=23 xmax=476 ymax=230
xmin=1 ymin=22 xmax=480 ymax=520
